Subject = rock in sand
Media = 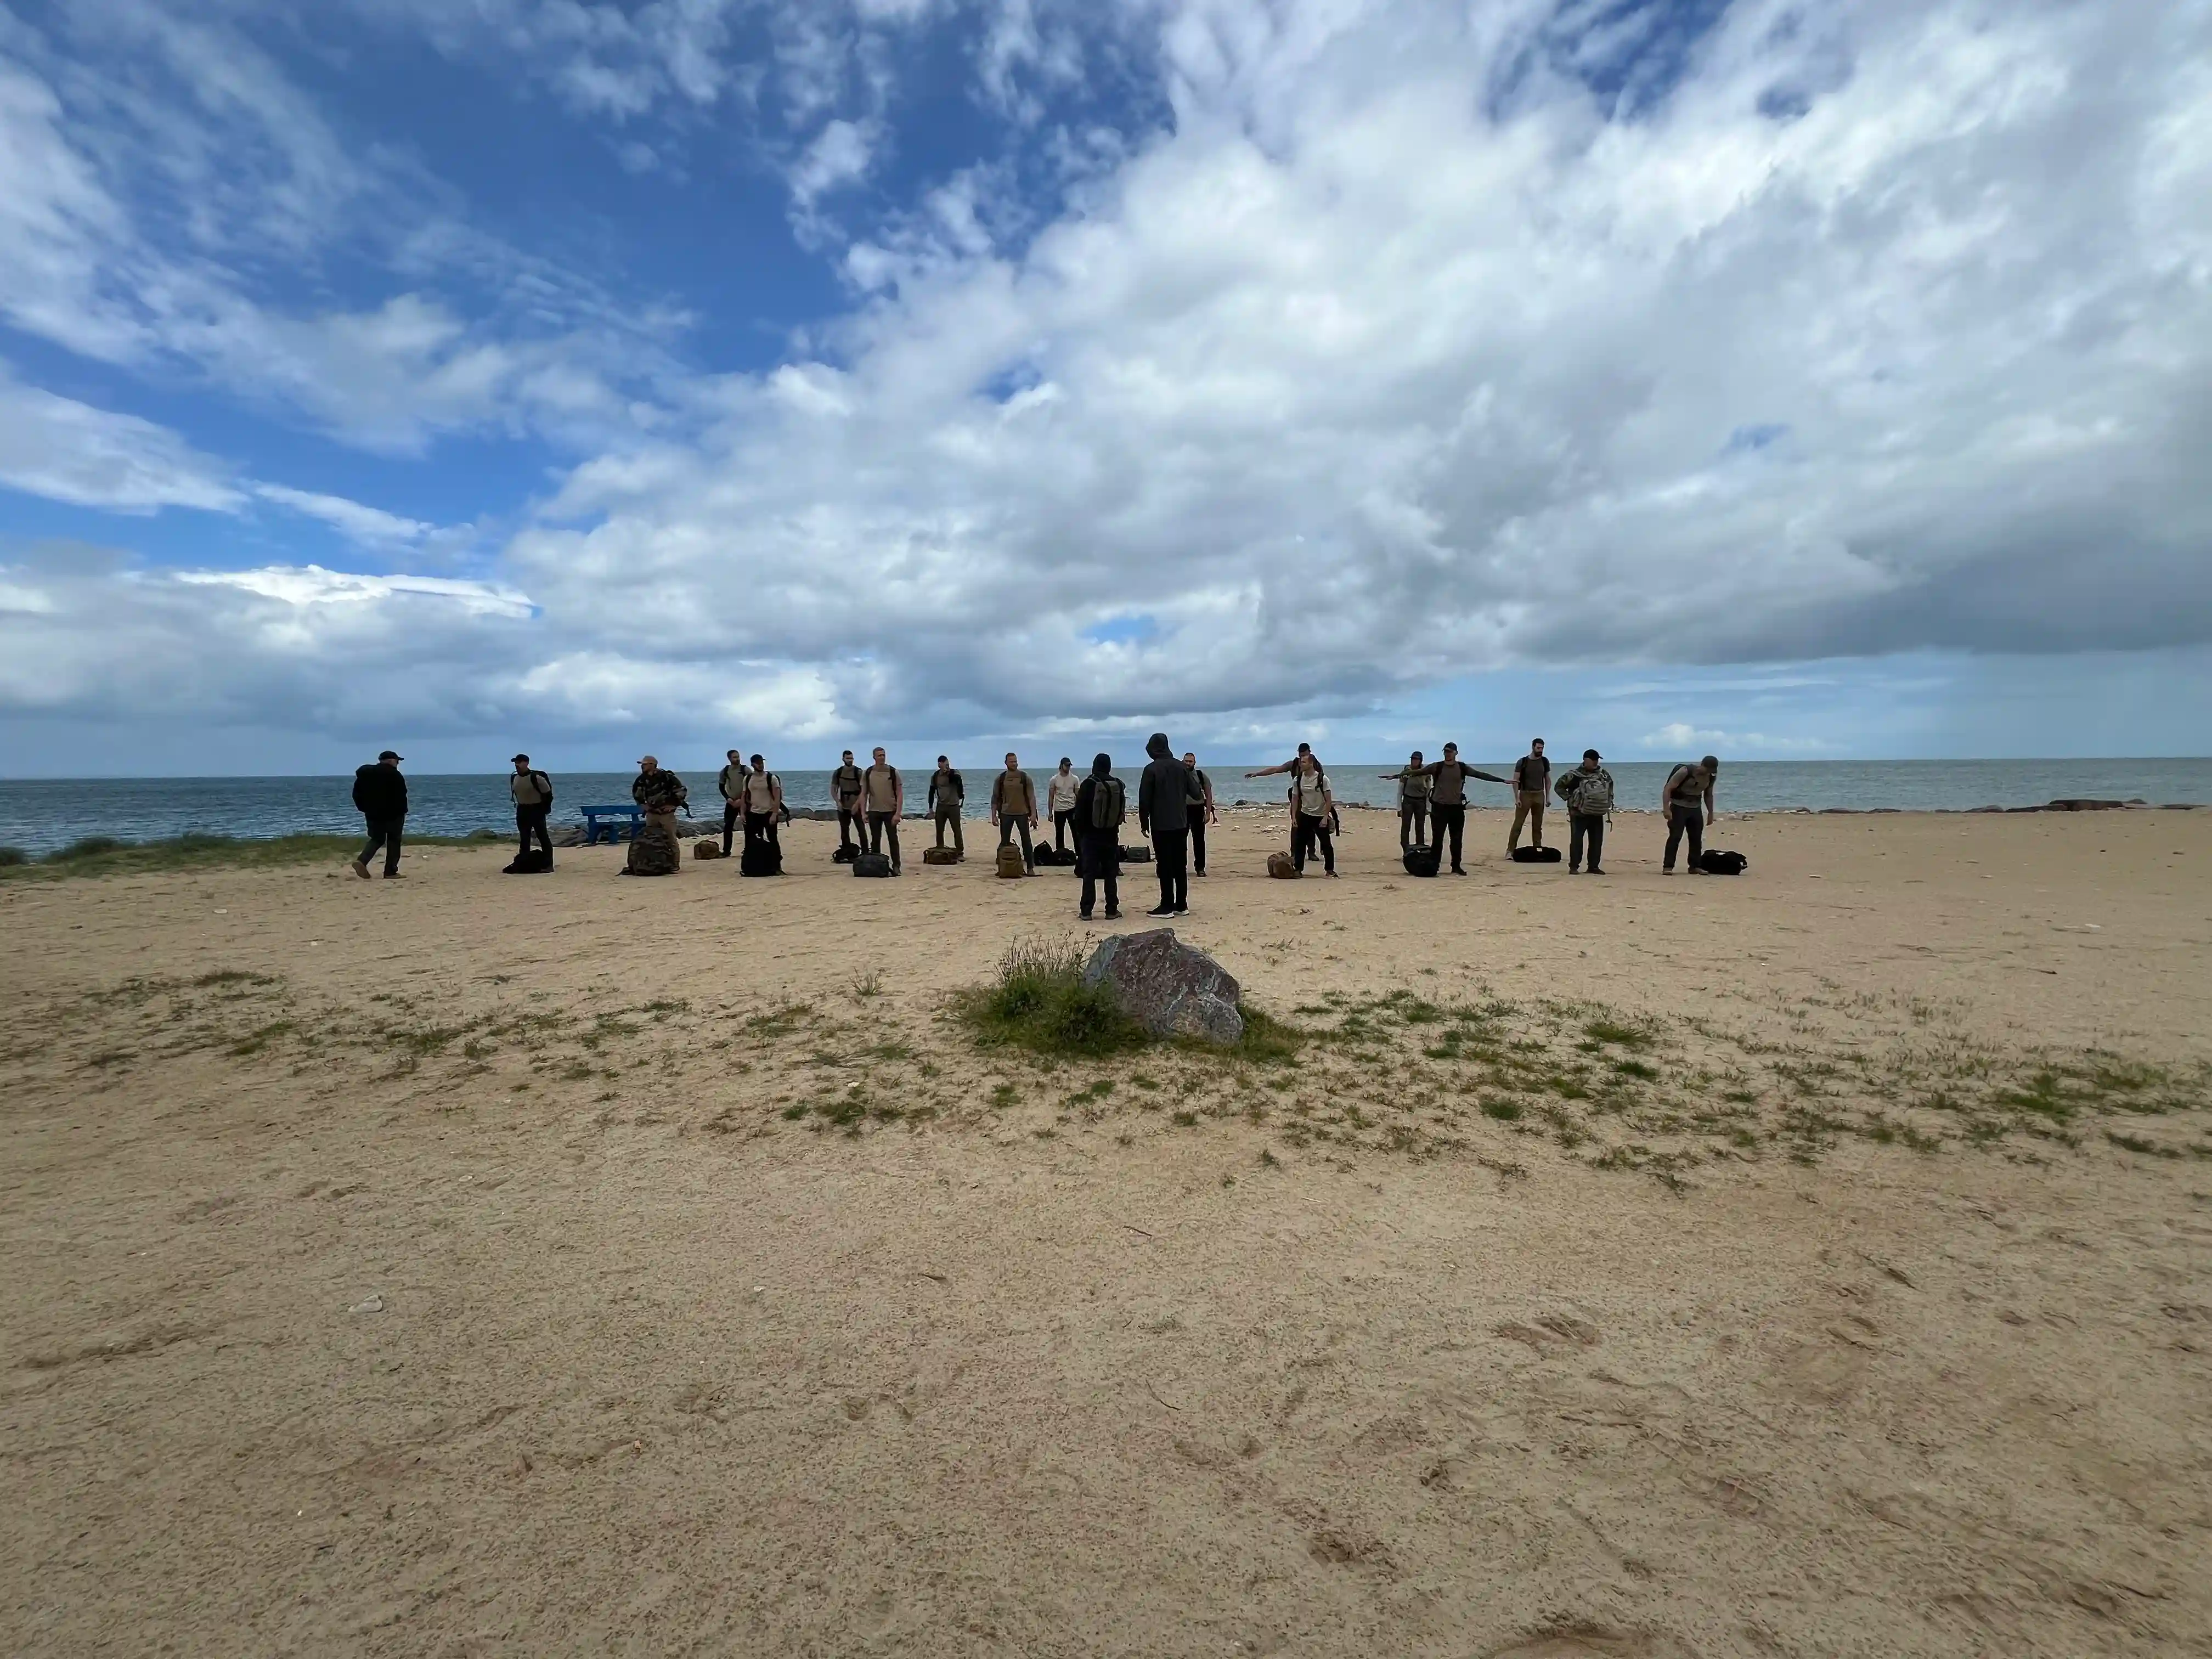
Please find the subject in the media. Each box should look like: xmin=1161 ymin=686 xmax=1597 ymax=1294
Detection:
xmin=1080 ymin=929 xmax=1244 ymax=1046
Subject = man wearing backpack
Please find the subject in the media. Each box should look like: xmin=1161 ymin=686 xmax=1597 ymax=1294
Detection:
xmin=1509 ymin=738 xmax=1551 ymax=854
xmin=1289 ymin=753 xmax=1338 ymax=876
xmin=1074 ymin=753 xmax=1125 ymax=921
xmin=1420 ymin=744 xmax=1510 ymax=875
xmin=510 ymin=753 xmax=555 ymax=868
xmin=351 ymin=749 xmax=408 ymax=879
xmin=1183 ymin=751 xmax=1216 ymax=876
xmin=990 ymin=752 xmax=1040 ymax=873
xmin=1555 ymin=749 xmax=1614 ymax=874
xmin=831 ymin=750 xmax=866 ymax=855
xmin=716 ymin=748 xmax=748 ymax=856
xmin=1662 ymin=755 xmax=1720 ymax=874
xmin=741 ymin=753 xmax=783 ymax=867
xmin=862 ymin=747 xmax=903 ymax=874
xmin=1381 ymin=751 xmax=1431 ymax=850
xmin=929 ymin=755 xmax=966 ymax=854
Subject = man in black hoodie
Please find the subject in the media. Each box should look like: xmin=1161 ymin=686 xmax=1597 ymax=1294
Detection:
xmin=351 ymin=749 xmax=408 ymax=879
xmin=1074 ymin=753 xmax=1124 ymax=921
xmin=1137 ymin=732 xmax=1199 ymax=917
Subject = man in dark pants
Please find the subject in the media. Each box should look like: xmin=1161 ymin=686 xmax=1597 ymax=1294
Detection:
xmin=1662 ymin=755 xmax=1719 ymax=873
xmin=862 ymin=747 xmax=902 ymax=874
xmin=1182 ymin=751 xmax=1216 ymax=876
xmin=1556 ymin=748 xmax=1613 ymax=874
xmin=741 ymin=754 xmax=782 ymax=866
xmin=510 ymin=753 xmax=554 ymax=867
xmin=1138 ymin=732 xmax=1198 ymax=916
xmin=831 ymin=749 xmax=866 ymax=854
xmin=717 ymin=748 xmax=747 ymax=856
xmin=1074 ymin=753 xmax=1124 ymax=921
xmin=1421 ymin=743 xmax=1509 ymax=875
xmin=928 ymin=755 xmax=966 ymax=853
xmin=351 ymin=749 xmax=408 ymax=878
xmin=990 ymin=752 xmax=1038 ymax=871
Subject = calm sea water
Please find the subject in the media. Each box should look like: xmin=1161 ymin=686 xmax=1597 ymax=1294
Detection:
xmin=1 ymin=760 xmax=2207 ymax=855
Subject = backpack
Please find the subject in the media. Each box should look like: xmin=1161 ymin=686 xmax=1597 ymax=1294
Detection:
xmin=1091 ymin=776 xmax=1126 ymax=832
xmin=740 ymin=837 xmax=782 ymax=877
xmin=690 ymin=839 xmax=725 ymax=860
xmin=1118 ymin=843 xmax=1153 ymax=864
xmin=1698 ymin=849 xmax=1748 ymax=875
xmin=996 ymin=843 xmax=1029 ymax=879
xmin=1510 ymin=845 xmax=1562 ymax=864
xmin=503 ymin=849 xmax=551 ymax=874
xmin=1565 ymin=770 xmax=1614 ymax=815
xmin=851 ymin=852 xmax=893 ymax=877
xmin=1267 ymin=851 xmax=1299 ymax=879
xmin=831 ymin=843 xmax=859 ymax=864
xmin=624 ymin=825 xmax=679 ymax=876
xmin=1402 ymin=845 xmax=1440 ymax=878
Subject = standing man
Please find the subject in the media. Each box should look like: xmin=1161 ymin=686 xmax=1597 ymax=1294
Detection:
xmin=1047 ymin=758 xmax=1080 ymax=853
xmin=1074 ymin=753 xmax=1124 ymax=921
xmin=351 ymin=749 xmax=408 ymax=879
xmin=631 ymin=754 xmax=687 ymax=854
xmin=1422 ymin=744 xmax=1509 ymax=876
xmin=510 ymin=753 xmax=555 ymax=868
xmin=831 ymin=749 xmax=866 ymax=856
xmin=742 ymin=753 xmax=783 ymax=866
xmin=1289 ymin=752 xmax=1338 ymax=876
xmin=862 ymin=747 xmax=902 ymax=874
xmin=1556 ymin=748 xmax=1615 ymax=874
xmin=990 ymin=752 xmax=1040 ymax=873
xmin=1509 ymin=738 xmax=1551 ymax=854
xmin=928 ymin=755 xmax=966 ymax=854
xmin=1182 ymin=752 xmax=1217 ymax=877
xmin=1138 ymin=733 xmax=1199 ymax=917
xmin=716 ymin=748 xmax=747 ymax=857
xmin=1662 ymin=754 xmax=1720 ymax=874
xmin=1381 ymin=751 xmax=1431 ymax=850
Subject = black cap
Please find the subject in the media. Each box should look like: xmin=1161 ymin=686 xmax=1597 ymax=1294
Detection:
xmin=379 ymin=749 xmax=402 ymax=760
xmin=1584 ymin=748 xmax=1601 ymax=760
xmin=512 ymin=753 xmax=530 ymax=764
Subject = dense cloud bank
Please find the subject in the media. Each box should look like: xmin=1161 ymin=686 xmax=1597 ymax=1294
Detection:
xmin=2 ymin=0 xmax=2208 ymax=747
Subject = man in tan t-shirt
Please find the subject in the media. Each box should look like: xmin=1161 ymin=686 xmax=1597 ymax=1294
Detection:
xmin=862 ymin=747 xmax=903 ymax=874
xmin=990 ymin=752 xmax=1039 ymax=873
xmin=1509 ymin=737 xmax=1550 ymax=853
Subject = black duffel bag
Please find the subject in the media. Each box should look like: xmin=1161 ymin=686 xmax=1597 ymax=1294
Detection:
xmin=1509 ymin=845 xmax=1563 ymax=864
xmin=1403 ymin=845 xmax=1441 ymax=877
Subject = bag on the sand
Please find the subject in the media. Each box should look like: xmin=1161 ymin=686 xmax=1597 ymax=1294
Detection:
xmin=503 ymin=849 xmax=552 ymax=874
xmin=690 ymin=839 xmax=724 ymax=860
xmin=996 ymin=843 xmax=1029 ymax=879
xmin=1402 ymin=845 xmax=1440 ymax=878
xmin=740 ymin=838 xmax=781 ymax=877
xmin=1510 ymin=845 xmax=1563 ymax=864
xmin=1118 ymin=843 xmax=1153 ymax=864
xmin=1267 ymin=851 xmax=1299 ymax=879
xmin=624 ymin=827 xmax=679 ymax=876
xmin=1697 ymin=849 xmax=1748 ymax=875
xmin=851 ymin=853 xmax=894 ymax=878
xmin=831 ymin=843 xmax=859 ymax=864
xmin=922 ymin=845 xmax=962 ymax=866
xmin=1030 ymin=845 xmax=1076 ymax=867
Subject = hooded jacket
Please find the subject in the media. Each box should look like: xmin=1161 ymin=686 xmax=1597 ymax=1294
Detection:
xmin=353 ymin=763 xmax=407 ymax=819
xmin=1137 ymin=733 xmax=1198 ymax=837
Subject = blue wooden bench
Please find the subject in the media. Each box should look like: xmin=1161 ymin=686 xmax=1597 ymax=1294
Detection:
xmin=580 ymin=804 xmax=644 ymax=844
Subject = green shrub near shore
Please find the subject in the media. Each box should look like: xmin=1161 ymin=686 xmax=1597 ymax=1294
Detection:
xmin=0 ymin=831 xmax=495 ymax=883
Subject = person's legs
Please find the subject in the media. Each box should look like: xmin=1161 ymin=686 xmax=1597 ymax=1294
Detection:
xmin=1683 ymin=807 xmax=1702 ymax=869
xmin=1291 ymin=814 xmax=1313 ymax=872
xmin=1015 ymin=816 xmax=1034 ymax=871
xmin=1316 ymin=817 xmax=1336 ymax=874
xmin=1188 ymin=810 xmax=1207 ymax=876
xmin=1153 ymin=829 xmax=1187 ymax=912
xmin=1399 ymin=802 xmax=1417 ymax=849
xmin=1666 ymin=805 xmax=1701 ymax=871
xmin=517 ymin=808 xmax=533 ymax=861
xmin=882 ymin=814 xmax=901 ymax=872
xmin=1586 ymin=814 xmax=1605 ymax=872
xmin=1055 ymin=809 xmax=1073 ymax=852
xmin=1509 ymin=798 xmax=1531 ymax=852
xmin=722 ymin=802 xmax=740 ymax=856
xmin=935 ymin=809 xmax=950 ymax=849
xmin=1437 ymin=805 xmax=1466 ymax=870
xmin=838 ymin=808 xmax=860 ymax=852
xmin=1527 ymin=799 xmax=1544 ymax=847
xmin=356 ymin=817 xmax=385 ymax=873
xmin=380 ymin=817 xmax=404 ymax=876
xmin=1104 ymin=861 xmax=1119 ymax=915
xmin=1080 ymin=871 xmax=1097 ymax=916
xmin=1568 ymin=813 xmax=1588 ymax=872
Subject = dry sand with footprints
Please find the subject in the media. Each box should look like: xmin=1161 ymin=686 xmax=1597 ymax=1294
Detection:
xmin=3 ymin=804 xmax=2209 ymax=1656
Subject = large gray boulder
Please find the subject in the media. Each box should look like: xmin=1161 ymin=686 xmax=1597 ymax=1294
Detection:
xmin=1080 ymin=929 xmax=1244 ymax=1046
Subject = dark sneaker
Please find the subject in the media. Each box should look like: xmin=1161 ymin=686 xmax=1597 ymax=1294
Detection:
xmin=350 ymin=860 xmax=370 ymax=880
xmin=1079 ymin=911 xmax=1094 ymax=921
xmin=1104 ymin=909 xmax=1123 ymax=919
xmin=1146 ymin=904 xmax=1176 ymax=917
xmin=383 ymin=871 xmax=406 ymax=879
xmin=1173 ymin=905 xmax=1190 ymax=915
xmin=1588 ymin=866 xmax=1605 ymax=874
xmin=1568 ymin=866 xmax=1580 ymax=874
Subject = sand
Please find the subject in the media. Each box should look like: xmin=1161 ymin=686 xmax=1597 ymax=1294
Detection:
xmin=3 ymin=805 xmax=2209 ymax=1657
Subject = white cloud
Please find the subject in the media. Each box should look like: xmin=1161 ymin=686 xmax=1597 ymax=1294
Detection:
xmin=249 ymin=484 xmax=436 ymax=546
xmin=1638 ymin=723 xmax=1827 ymax=755
xmin=0 ymin=365 xmax=241 ymax=512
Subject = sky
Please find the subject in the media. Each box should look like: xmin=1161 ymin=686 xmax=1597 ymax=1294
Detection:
xmin=0 ymin=0 xmax=2207 ymax=775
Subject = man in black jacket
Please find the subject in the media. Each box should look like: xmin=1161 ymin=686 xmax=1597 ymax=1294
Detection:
xmin=1137 ymin=732 xmax=1199 ymax=917
xmin=510 ymin=753 xmax=555 ymax=867
xmin=351 ymin=750 xmax=408 ymax=879
xmin=1074 ymin=753 xmax=1124 ymax=921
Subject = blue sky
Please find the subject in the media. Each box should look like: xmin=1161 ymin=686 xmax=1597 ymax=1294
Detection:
xmin=1 ymin=0 xmax=2208 ymax=774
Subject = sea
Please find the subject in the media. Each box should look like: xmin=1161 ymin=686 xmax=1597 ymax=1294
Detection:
xmin=1 ymin=760 xmax=2207 ymax=856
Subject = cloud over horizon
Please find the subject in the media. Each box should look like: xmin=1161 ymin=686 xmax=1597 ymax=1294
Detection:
xmin=1 ymin=0 xmax=2208 ymax=761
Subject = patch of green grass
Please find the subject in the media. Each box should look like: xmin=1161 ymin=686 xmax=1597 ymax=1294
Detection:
xmin=2104 ymin=1130 xmax=2180 ymax=1159
xmin=780 ymin=1102 xmax=809 ymax=1119
xmin=1480 ymin=1099 xmax=1522 ymax=1122
xmin=1171 ymin=1110 xmax=1198 ymax=1127
xmin=957 ymin=936 xmax=1152 ymax=1060
xmin=0 ymin=831 xmax=489 ymax=883
xmin=1584 ymin=1018 xmax=1654 ymax=1050
xmin=989 ymin=1083 xmax=1018 ymax=1109
xmin=1612 ymin=1059 xmax=1660 ymax=1082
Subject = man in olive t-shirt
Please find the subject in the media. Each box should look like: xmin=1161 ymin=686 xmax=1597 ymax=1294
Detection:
xmin=863 ymin=747 xmax=902 ymax=873
xmin=831 ymin=750 xmax=866 ymax=854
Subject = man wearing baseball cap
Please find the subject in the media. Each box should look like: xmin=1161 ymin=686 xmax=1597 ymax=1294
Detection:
xmin=351 ymin=749 xmax=409 ymax=879
xmin=510 ymin=753 xmax=555 ymax=868
xmin=1554 ymin=748 xmax=1616 ymax=875
xmin=630 ymin=754 xmax=688 ymax=869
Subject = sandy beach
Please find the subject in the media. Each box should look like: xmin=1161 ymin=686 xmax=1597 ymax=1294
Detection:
xmin=3 ymin=805 xmax=2209 ymax=1657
